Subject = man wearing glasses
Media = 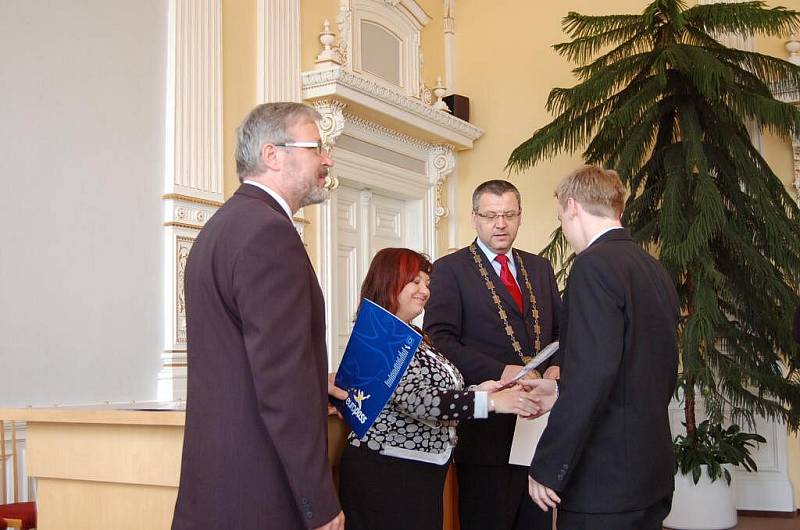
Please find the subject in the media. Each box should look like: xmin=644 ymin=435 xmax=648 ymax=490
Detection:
xmin=173 ymin=102 xmax=344 ymax=530
xmin=424 ymin=179 xmax=561 ymax=530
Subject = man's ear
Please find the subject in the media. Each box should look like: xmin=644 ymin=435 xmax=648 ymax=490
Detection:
xmin=260 ymin=143 xmax=282 ymax=172
xmin=566 ymin=197 xmax=580 ymax=218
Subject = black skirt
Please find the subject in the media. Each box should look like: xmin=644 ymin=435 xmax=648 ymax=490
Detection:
xmin=339 ymin=443 xmax=450 ymax=530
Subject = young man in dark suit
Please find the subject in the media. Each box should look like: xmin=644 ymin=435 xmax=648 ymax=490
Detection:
xmin=423 ymin=180 xmax=561 ymax=530
xmin=526 ymin=165 xmax=680 ymax=530
xmin=172 ymin=103 xmax=344 ymax=530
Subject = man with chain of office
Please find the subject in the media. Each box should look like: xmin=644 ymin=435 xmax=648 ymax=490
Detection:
xmin=424 ymin=179 xmax=561 ymax=530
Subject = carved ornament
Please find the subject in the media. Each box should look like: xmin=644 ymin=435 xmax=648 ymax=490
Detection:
xmin=427 ymin=145 xmax=455 ymax=225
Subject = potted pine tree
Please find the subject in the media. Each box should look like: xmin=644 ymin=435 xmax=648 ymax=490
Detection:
xmin=506 ymin=1 xmax=800 ymax=527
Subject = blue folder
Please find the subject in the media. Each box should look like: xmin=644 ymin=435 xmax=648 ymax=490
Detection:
xmin=334 ymin=299 xmax=422 ymax=438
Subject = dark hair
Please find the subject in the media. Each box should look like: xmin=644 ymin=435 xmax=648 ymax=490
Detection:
xmin=472 ymin=179 xmax=522 ymax=212
xmin=360 ymin=248 xmax=432 ymax=315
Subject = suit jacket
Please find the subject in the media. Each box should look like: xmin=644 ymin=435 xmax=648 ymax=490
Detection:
xmin=423 ymin=243 xmax=561 ymax=465
xmin=172 ymin=185 xmax=339 ymax=530
xmin=529 ymin=228 xmax=679 ymax=513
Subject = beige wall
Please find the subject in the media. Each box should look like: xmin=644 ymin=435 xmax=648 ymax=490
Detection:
xmin=451 ymin=0 xmax=652 ymax=254
xmin=450 ymin=3 xmax=800 ymax=253
xmin=222 ymin=0 xmax=258 ymax=198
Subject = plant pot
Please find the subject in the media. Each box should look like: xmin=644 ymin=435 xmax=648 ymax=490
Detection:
xmin=663 ymin=464 xmax=737 ymax=530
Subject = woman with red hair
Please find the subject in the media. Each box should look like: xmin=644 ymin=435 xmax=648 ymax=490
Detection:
xmin=338 ymin=248 xmax=538 ymax=530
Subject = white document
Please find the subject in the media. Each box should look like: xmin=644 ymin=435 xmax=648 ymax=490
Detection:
xmin=508 ymin=412 xmax=550 ymax=466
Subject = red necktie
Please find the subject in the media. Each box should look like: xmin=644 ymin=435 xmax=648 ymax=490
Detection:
xmin=495 ymin=254 xmax=524 ymax=313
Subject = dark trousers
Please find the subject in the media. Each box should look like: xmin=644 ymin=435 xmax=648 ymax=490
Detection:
xmin=339 ymin=444 xmax=450 ymax=530
xmin=556 ymin=496 xmax=672 ymax=530
xmin=457 ymin=463 xmax=553 ymax=530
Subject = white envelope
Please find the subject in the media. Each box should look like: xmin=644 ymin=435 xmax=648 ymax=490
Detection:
xmin=508 ymin=412 xmax=550 ymax=466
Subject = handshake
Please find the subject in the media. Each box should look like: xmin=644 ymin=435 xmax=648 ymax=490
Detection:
xmin=477 ymin=364 xmax=559 ymax=419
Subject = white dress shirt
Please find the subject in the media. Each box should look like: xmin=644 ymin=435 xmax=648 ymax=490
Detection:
xmin=243 ymin=180 xmax=293 ymax=220
xmin=475 ymin=237 xmax=520 ymax=284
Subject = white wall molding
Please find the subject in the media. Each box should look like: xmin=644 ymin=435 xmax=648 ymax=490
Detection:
xmin=257 ymin=0 xmax=301 ymax=102
xmin=167 ymin=0 xmax=223 ymax=199
xmin=383 ymin=0 xmax=431 ymax=27
xmin=303 ymin=66 xmax=482 ymax=149
xmin=314 ymin=99 xmax=348 ymax=146
xmin=427 ymin=145 xmax=455 ymax=226
xmin=344 ymin=111 xmax=432 ymax=157
xmin=311 ymin=111 xmax=450 ymax=368
xmin=350 ymin=0 xmax=424 ymax=97
xmin=160 ymin=0 xmax=223 ymax=401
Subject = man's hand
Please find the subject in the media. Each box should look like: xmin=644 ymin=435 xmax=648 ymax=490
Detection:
xmin=515 ymin=378 xmax=558 ymax=417
xmin=314 ymin=510 xmax=345 ymax=530
xmin=500 ymin=364 xmax=541 ymax=384
xmin=543 ymin=365 xmax=560 ymax=380
xmin=528 ymin=476 xmax=561 ymax=512
xmin=327 ymin=373 xmax=347 ymax=417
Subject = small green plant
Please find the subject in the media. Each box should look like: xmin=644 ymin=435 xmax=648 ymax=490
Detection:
xmin=673 ymin=419 xmax=766 ymax=485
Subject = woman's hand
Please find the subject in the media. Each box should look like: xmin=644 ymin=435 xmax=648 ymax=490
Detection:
xmin=488 ymin=386 xmax=540 ymax=417
xmin=514 ymin=378 xmax=558 ymax=417
xmin=327 ymin=373 xmax=347 ymax=418
xmin=475 ymin=380 xmax=503 ymax=392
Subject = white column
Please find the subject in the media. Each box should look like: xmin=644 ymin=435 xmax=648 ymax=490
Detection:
xmin=159 ymin=0 xmax=224 ymax=401
xmin=258 ymin=0 xmax=302 ymax=103
xmin=312 ymin=101 xmax=347 ymax=369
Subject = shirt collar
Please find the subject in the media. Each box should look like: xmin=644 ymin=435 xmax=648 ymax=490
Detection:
xmin=243 ymin=180 xmax=293 ymax=220
xmin=586 ymin=226 xmax=624 ymax=248
xmin=475 ymin=237 xmax=513 ymax=264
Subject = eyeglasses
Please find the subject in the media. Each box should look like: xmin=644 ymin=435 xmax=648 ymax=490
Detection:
xmin=275 ymin=141 xmax=332 ymax=156
xmin=474 ymin=210 xmax=521 ymax=222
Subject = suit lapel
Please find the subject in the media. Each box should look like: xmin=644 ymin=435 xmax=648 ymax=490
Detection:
xmin=235 ymin=183 xmax=292 ymax=221
xmin=237 ymin=182 xmax=318 ymax=276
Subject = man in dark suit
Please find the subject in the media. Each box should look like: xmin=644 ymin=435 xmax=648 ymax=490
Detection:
xmin=172 ymin=103 xmax=344 ymax=530
xmin=526 ymin=165 xmax=679 ymax=530
xmin=423 ymin=180 xmax=561 ymax=530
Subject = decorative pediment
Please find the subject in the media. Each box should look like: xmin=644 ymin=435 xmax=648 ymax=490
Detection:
xmin=302 ymin=66 xmax=482 ymax=150
xmin=321 ymin=0 xmax=432 ymax=98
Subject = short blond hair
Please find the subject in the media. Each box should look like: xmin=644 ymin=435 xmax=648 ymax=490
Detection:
xmin=555 ymin=165 xmax=625 ymax=219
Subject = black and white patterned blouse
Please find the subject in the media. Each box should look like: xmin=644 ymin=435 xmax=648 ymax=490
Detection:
xmin=348 ymin=340 xmax=488 ymax=465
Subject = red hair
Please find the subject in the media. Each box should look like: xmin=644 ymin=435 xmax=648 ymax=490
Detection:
xmin=360 ymin=248 xmax=432 ymax=315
